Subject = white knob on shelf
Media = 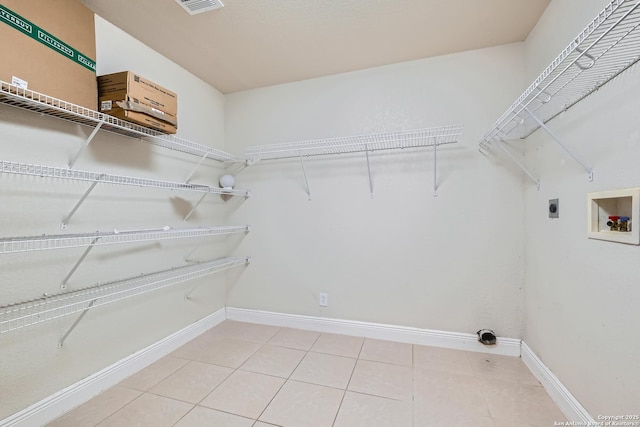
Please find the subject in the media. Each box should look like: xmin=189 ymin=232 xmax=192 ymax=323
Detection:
xmin=219 ymin=174 xmax=235 ymax=189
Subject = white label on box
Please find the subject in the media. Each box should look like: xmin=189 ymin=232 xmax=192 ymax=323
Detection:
xmin=101 ymin=100 xmax=112 ymax=111
xmin=11 ymin=76 xmax=28 ymax=89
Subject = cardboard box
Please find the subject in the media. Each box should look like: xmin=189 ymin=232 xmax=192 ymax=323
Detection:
xmin=98 ymin=71 xmax=178 ymax=134
xmin=103 ymin=107 xmax=177 ymax=135
xmin=98 ymin=71 xmax=177 ymax=116
xmin=99 ymin=93 xmax=177 ymax=127
xmin=0 ymin=0 xmax=97 ymax=110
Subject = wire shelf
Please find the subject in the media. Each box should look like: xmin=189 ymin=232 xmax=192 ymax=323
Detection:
xmin=0 ymin=226 xmax=250 ymax=254
xmin=0 ymin=160 xmax=251 ymax=198
xmin=480 ymin=0 xmax=640 ymax=148
xmin=0 ymin=257 xmax=250 ymax=334
xmin=245 ymin=125 xmax=463 ymax=161
xmin=0 ymin=80 xmax=245 ymax=163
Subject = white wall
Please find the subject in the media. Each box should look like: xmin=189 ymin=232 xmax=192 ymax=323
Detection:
xmin=522 ymin=0 xmax=640 ymax=416
xmin=0 ymin=16 xmax=231 ymax=419
xmin=225 ymin=44 xmax=527 ymax=336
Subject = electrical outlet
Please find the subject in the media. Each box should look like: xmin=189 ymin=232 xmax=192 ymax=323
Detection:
xmin=549 ymin=199 xmax=559 ymax=218
xmin=319 ymin=292 xmax=328 ymax=307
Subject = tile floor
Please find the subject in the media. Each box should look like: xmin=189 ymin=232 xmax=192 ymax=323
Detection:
xmin=46 ymin=321 xmax=565 ymax=427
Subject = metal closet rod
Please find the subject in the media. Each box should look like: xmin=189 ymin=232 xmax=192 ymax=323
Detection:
xmin=0 ymin=256 xmax=251 ymax=336
xmin=479 ymin=0 xmax=640 ymax=147
xmin=0 ymin=225 xmax=251 ymax=254
xmin=244 ymin=125 xmax=463 ymax=161
xmin=0 ymin=81 xmax=244 ymax=163
xmin=0 ymin=160 xmax=251 ymax=197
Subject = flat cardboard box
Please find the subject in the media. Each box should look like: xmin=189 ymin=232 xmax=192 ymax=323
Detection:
xmin=98 ymin=71 xmax=177 ymax=116
xmin=0 ymin=0 xmax=97 ymax=110
xmin=106 ymin=108 xmax=177 ymax=135
xmin=99 ymin=93 xmax=177 ymax=127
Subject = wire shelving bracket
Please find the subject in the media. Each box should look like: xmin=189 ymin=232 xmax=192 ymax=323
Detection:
xmin=0 ymin=257 xmax=251 ymax=341
xmin=0 ymin=81 xmax=246 ymax=164
xmin=245 ymin=125 xmax=463 ymax=198
xmin=61 ymin=174 xmax=104 ymax=230
xmin=69 ymin=121 xmax=104 ymax=169
xmin=479 ymin=0 xmax=640 ymax=185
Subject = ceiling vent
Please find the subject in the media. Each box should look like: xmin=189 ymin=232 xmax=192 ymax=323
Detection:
xmin=175 ymin=0 xmax=224 ymax=15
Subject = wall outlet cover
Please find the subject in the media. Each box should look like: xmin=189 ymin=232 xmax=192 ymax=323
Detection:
xmin=319 ymin=292 xmax=328 ymax=307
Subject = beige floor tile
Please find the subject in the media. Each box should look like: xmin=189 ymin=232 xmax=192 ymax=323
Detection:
xmin=170 ymin=339 xmax=207 ymax=361
xmin=213 ymin=320 xmax=281 ymax=343
xmin=348 ymin=360 xmax=413 ymax=401
xmin=170 ymin=331 xmax=223 ymax=360
xmin=200 ymin=370 xmax=285 ymax=419
xmin=46 ymin=386 xmax=141 ymax=427
xmin=310 ymin=333 xmax=364 ymax=358
xmin=493 ymin=418 xmax=538 ymax=427
xmin=119 ymin=356 xmax=189 ymax=391
xmin=195 ymin=338 xmax=262 ymax=368
xmin=239 ymin=344 xmax=306 ymax=378
xmin=483 ymin=377 xmax=565 ymax=427
xmin=259 ymin=380 xmax=344 ymax=427
xmin=268 ymin=327 xmax=321 ymax=350
xmin=333 ymin=391 xmax=412 ymax=427
xmin=414 ymin=367 xmax=490 ymax=418
xmin=290 ymin=351 xmax=356 ymax=389
xmin=359 ymin=339 xmax=413 ymax=366
xmin=173 ymin=406 xmax=254 ymax=427
xmin=149 ymin=361 xmax=233 ymax=404
xmin=253 ymin=423 xmax=280 ymax=427
xmin=96 ymin=393 xmax=193 ymax=427
xmin=413 ymin=345 xmax=475 ymax=375
xmin=467 ymin=353 xmax=540 ymax=385
xmin=414 ymin=408 xmax=495 ymax=427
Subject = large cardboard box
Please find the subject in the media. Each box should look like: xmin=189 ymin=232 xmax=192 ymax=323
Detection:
xmin=98 ymin=71 xmax=178 ymax=134
xmin=0 ymin=0 xmax=97 ymax=110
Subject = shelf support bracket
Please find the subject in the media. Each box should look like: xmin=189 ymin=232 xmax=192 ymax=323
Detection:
xmin=496 ymin=140 xmax=541 ymax=190
xmin=60 ymin=237 xmax=101 ymax=290
xmin=574 ymin=47 xmax=596 ymax=70
xmin=184 ymin=193 xmax=207 ymax=221
xmin=524 ymin=108 xmax=593 ymax=181
xmin=58 ymin=299 xmax=97 ymax=347
xmin=61 ymin=175 xmax=105 ymax=230
xmin=433 ymin=141 xmax=438 ymax=197
xmin=184 ymin=150 xmax=211 ymax=183
xmin=364 ymin=144 xmax=374 ymax=198
xmin=299 ymin=153 xmax=311 ymax=200
xmin=184 ymin=240 xmax=205 ymax=262
xmin=69 ymin=121 xmax=104 ymax=169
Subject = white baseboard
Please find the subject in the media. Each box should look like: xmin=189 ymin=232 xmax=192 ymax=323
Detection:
xmin=0 ymin=308 xmax=226 ymax=427
xmin=225 ymin=307 xmax=522 ymax=357
xmin=521 ymin=342 xmax=595 ymax=423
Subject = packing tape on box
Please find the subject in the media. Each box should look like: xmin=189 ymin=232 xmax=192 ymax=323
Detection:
xmin=0 ymin=4 xmax=96 ymax=72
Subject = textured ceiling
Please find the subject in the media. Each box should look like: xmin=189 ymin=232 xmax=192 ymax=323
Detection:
xmin=81 ymin=0 xmax=551 ymax=94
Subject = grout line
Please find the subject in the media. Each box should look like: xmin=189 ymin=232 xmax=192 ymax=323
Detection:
xmin=91 ymin=391 xmax=147 ymax=427
xmin=170 ymin=403 xmax=196 ymax=427
xmin=218 ymin=322 xmax=317 ymax=425
xmin=330 ymin=336 xmax=366 ymax=426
